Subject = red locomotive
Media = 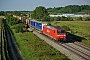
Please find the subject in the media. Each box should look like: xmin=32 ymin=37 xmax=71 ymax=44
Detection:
xmin=43 ymin=25 xmax=66 ymax=42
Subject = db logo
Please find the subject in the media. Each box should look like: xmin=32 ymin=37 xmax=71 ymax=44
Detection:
xmin=47 ymin=30 xmax=50 ymax=33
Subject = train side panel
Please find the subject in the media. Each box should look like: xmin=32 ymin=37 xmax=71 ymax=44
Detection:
xmin=43 ymin=25 xmax=66 ymax=41
xmin=43 ymin=26 xmax=56 ymax=39
xmin=30 ymin=20 xmax=35 ymax=27
xmin=35 ymin=21 xmax=47 ymax=31
xmin=21 ymin=17 xmax=26 ymax=24
xmin=35 ymin=21 xmax=42 ymax=31
xmin=26 ymin=19 xmax=30 ymax=25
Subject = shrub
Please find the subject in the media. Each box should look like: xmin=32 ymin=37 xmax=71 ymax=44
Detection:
xmin=61 ymin=25 xmax=70 ymax=31
xmin=15 ymin=24 xmax=23 ymax=33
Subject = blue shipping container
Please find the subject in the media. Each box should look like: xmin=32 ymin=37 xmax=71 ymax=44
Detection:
xmin=30 ymin=20 xmax=35 ymax=27
xmin=35 ymin=21 xmax=42 ymax=31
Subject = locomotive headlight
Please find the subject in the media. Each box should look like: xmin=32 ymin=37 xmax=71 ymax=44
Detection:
xmin=57 ymin=35 xmax=61 ymax=36
xmin=58 ymin=35 xmax=63 ymax=36
xmin=64 ymin=35 xmax=66 ymax=36
xmin=57 ymin=35 xmax=66 ymax=36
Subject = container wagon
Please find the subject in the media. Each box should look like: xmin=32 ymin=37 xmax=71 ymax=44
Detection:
xmin=30 ymin=20 xmax=36 ymax=27
xmin=35 ymin=21 xmax=47 ymax=31
xmin=30 ymin=20 xmax=47 ymax=31
xmin=21 ymin=17 xmax=26 ymax=24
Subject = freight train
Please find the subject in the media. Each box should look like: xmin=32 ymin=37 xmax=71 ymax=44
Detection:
xmin=14 ymin=16 xmax=66 ymax=42
xmin=30 ymin=20 xmax=66 ymax=42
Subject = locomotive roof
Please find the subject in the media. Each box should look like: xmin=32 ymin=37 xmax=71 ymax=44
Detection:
xmin=45 ymin=25 xmax=61 ymax=30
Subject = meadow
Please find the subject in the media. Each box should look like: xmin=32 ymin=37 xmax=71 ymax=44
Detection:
xmin=10 ymin=25 xmax=70 ymax=60
xmin=52 ymin=21 xmax=90 ymax=46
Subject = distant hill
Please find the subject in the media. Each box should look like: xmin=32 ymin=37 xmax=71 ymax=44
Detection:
xmin=47 ymin=5 xmax=90 ymax=14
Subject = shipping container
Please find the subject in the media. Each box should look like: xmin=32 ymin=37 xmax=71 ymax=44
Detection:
xmin=35 ymin=21 xmax=47 ymax=31
xmin=35 ymin=21 xmax=42 ymax=31
xmin=21 ymin=17 xmax=26 ymax=24
xmin=30 ymin=20 xmax=36 ymax=27
xmin=26 ymin=19 xmax=30 ymax=25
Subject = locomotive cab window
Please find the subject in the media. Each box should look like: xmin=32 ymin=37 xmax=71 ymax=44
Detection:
xmin=54 ymin=31 xmax=55 ymax=33
xmin=57 ymin=30 xmax=65 ymax=34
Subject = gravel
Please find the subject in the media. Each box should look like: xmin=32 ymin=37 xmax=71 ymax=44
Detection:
xmin=33 ymin=30 xmax=86 ymax=60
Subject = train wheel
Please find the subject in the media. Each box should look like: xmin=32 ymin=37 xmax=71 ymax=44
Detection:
xmin=63 ymin=39 xmax=66 ymax=43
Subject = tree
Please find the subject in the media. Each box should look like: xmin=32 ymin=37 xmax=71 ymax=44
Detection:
xmin=12 ymin=10 xmax=21 ymax=16
xmin=6 ymin=15 xmax=19 ymax=26
xmin=75 ymin=17 xmax=82 ymax=21
xmin=50 ymin=17 xmax=54 ymax=21
xmin=67 ymin=16 xmax=73 ymax=21
xmin=84 ymin=17 xmax=90 ymax=21
xmin=31 ymin=6 xmax=48 ymax=20
xmin=47 ymin=5 xmax=90 ymax=14
xmin=0 ymin=11 xmax=4 ymax=16
xmin=42 ymin=16 xmax=50 ymax=22
xmin=61 ymin=16 xmax=68 ymax=21
xmin=54 ymin=17 xmax=60 ymax=21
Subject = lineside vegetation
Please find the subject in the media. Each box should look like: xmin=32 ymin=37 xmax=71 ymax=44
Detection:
xmin=5 ymin=16 xmax=70 ymax=60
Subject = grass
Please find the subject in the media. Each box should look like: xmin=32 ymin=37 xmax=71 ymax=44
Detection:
xmin=52 ymin=21 xmax=90 ymax=46
xmin=10 ymin=25 xmax=70 ymax=60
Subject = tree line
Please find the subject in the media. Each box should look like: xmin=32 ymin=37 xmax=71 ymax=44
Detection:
xmin=31 ymin=6 xmax=90 ymax=21
xmin=42 ymin=16 xmax=90 ymax=21
xmin=47 ymin=5 xmax=90 ymax=14
xmin=0 ymin=5 xmax=90 ymax=21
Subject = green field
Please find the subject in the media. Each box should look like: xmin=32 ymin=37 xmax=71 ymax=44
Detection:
xmin=10 ymin=25 xmax=70 ymax=60
xmin=52 ymin=21 xmax=90 ymax=45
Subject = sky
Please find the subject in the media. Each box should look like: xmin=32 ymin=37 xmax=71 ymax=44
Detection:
xmin=0 ymin=0 xmax=90 ymax=11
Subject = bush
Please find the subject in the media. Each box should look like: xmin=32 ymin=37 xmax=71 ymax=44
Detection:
xmin=15 ymin=24 xmax=23 ymax=33
xmin=61 ymin=25 xmax=70 ymax=31
xmin=84 ymin=17 xmax=90 ymax=21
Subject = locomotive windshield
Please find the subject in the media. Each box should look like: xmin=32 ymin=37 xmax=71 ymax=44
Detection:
xmin=57 ymin=30 xmax=65 ymax=34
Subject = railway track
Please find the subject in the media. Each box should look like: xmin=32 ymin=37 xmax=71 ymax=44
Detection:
xmin=74 ymin=42 xmax=90 ymax=52
xmin=30 ymin=28 xmax=90 ymax=60
xmin=43 ymin=31 xmax=90 ymax=60
xmin=67 ymin=38 xmax=90 ymax=51
xmin=63 ymin=37 xmax=90 ymax=60
xmin=52 ymin=39 xmax=90 ymax=60
xmin=67 ymin=38 xmax=90 ymax=55
xmin=62 ymin=43 xmax=90 ymax=60
xmin=63 ymin=38 xmax=90 ymax=60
